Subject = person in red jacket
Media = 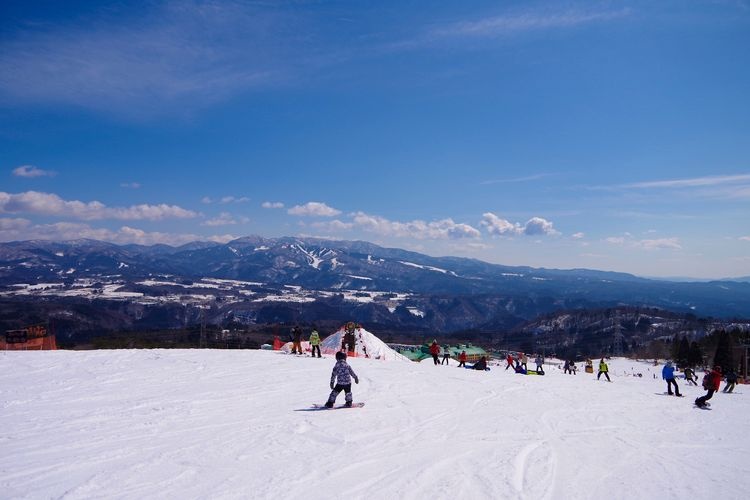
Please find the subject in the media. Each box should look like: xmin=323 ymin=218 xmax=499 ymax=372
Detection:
xmin=458 ymin=350 xmax=467 ymax=368
xmin=505 ymin=353 xmax=514 ymax=370
xmin=695 ymin=366 xmax=722 ymax=408
xmin=429 ymin=340 xmax=440 ymax=365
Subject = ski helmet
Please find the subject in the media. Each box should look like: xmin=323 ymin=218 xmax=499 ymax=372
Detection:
xmin=336 ymin=351 xmax=347 ymax=361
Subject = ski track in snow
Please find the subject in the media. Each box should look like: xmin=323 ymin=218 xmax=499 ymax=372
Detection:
xmin=1 ymin=350 xmax=749 ymax=499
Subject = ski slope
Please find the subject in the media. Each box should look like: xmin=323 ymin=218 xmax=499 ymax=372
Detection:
xmin=1 ymin=350 xmax=748 ymax=499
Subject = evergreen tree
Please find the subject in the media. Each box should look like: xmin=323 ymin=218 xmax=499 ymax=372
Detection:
xmin=688 ymin=341 xmax=703 ymax=367
xmin=677 ymin=336 xmax=690 ymax=366
xmin=713 ymin=330 xmax=734 ymax=372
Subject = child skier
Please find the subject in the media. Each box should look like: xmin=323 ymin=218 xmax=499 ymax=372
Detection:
xmin=325 ymin=351 xmax=359 ymax=408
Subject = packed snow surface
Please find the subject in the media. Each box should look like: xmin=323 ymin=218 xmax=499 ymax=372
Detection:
xmin=1 ymin=350 xmax=748 ymax=499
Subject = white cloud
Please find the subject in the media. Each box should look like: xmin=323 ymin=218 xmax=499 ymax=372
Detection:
xmin=262 ymin=201 xmax=284 ymax=209
xmin=202 ymin=212 xmax=248 ymax=227
xmin=0 ymin=217 xmax=32 ymax=230
xmin=351 ymin=212 xmax=481 ymax=240
xmin=0 ymin=191 xmax=198 ymax=221
xmin=201 ymin=197 xmax=213 ymax=204
xmin=571 ymin=232 xmax=585 ymax=239
xmin=120 ymin=182 xmax=141 ymax=189
xmin=480 ymin=213 xmax=559 ymax=236
xmin=0 ymin=221 xmax=235 ymax=246
xmin=12 ymin=165 xmax=56 ymax=178
xmin=739 ymin=236 xmax=750 ymax=242
xmin=431 ymin=9 xmax=631 ymax=39
xmin=624 ymin=174 xmax=750 ymax=189
xmin=288 ymin=202 xmax=342 ymax=217
xmin=220 ymin=196 xmax=250 ymax=204
xmin=605 ymin=234 xmax=682 ymax=250
xmin=311 ymin=220 xmax=354 ymax=232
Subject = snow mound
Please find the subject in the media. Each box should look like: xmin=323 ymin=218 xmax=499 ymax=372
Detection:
xmin=320 ymin=325 xmax=410 ymax=361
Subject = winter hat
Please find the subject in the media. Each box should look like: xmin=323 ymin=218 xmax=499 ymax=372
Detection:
xmin=335 ymin=351 xmax=347 ymax=361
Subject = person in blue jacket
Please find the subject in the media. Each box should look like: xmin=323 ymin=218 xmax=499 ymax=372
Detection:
xmin=662 ymin=361 xmax=682 ymax=397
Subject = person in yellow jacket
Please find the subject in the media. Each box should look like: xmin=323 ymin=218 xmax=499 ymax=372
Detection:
xmin=309 ymin=327 xmax=322 ymax=358
xmin=597 ymin=358 xmax=611 ymax=382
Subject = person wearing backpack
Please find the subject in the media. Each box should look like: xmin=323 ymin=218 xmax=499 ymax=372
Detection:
xmin=695 ymin=366 xmax=722 ymax=408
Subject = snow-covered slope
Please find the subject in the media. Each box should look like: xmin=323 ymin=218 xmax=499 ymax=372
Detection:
xmin=1 ymin=350 xmax=747 ymax=499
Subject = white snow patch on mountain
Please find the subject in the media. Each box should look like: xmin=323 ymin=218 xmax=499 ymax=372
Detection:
xmin=399 ymin=261 xmax=456 ymax=276
xmin=407 ymin=307 xmax=425 ymax=317
xmin=345 ymin=274 xmax=372 ymax=280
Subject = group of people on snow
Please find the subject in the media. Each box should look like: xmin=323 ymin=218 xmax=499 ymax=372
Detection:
xmin=289 ymin=325 xmax=322 ymax=357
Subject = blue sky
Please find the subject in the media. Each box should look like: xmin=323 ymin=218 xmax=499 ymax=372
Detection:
xmin=1 ymin=0 xmax=749 ymax=279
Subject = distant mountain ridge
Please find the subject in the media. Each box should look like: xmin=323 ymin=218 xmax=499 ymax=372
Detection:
xmin=1 ymin=236 xmax=749 ymax=325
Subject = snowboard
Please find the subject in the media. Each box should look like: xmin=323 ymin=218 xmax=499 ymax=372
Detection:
xmin=311 ymin=402 xmax=365 ymax=410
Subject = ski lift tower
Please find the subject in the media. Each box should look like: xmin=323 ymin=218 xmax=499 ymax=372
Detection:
xmin=612 ymin=313 xmax=624 ymax=356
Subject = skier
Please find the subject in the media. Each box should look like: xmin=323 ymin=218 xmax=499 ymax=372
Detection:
xmin=441 ymin=345 xmax=451 ymax=365
xmin=723 ymin=369 xmax=738 ymax=393
xmin=661 ymin=361 xmax=682 ymax=396
xmin=429 ymin=340 xmax=441 ymax=365
xmin=324 ymin=351 xmax=359 ymax=408
xmin=695 ymin=366 xmax=721 ymax=408
xmin=535 ymin=354 xmax=544 ymax=373
xmin=683 ymin=367 xmax=698 ymax=386
xmin=309 ymin=327 xmax=321 ymax=358
xmin=458 ymin=350 xmax=467 ymax=368
xmin=597 ymin=359 xmax=611 ymax=381
xmin=505 ymin=354 xmax=514 ymax=370
xmin=290 ymin=325 xmax=303 ymax=355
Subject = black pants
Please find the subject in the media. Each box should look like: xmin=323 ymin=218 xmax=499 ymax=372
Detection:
xmin=686 ymin=377 xmax=697 ymax=386
xmin=458 ymin=361 xmax=465 ymax=367
xmin=666 ymin=378 xmax=681 ymax=396
xmin=695 ymin=389 xmax=715 ymax=407
xmin=432 ymin=354 xmax=439 ymax=365
xmin=597 ymin=371 xmax=611 ymax=381
xmin=311 ymin=345 xmax=321 ymax=357
xmin=327 ymin=384 xmax=353 ymax=405
xmin=723 ymin=382 xmax=736 ymax=393
xmin=441 ymin=355 xmax=449 ymax=365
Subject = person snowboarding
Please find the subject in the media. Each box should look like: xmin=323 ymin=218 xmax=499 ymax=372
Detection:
xmin=429 ymin=340 xmax=440 ymax=366
xmin=505 ymin=354 xmax=514 ymax=370
xmin=441 ymin=345 xmax=451 ymax=365
xmin=661 ymin=361 xmax=682 ymax=396
xmin=290 ymin=325 xmax=303 ymax=355
xmin=473 ymin=356 xmax=488 ymax=371
xmin=458 ymin=350 xmax=467 ymax=368
xmin=324 ymin=351 xmax=359 ymax=408
xmin=695 ymin=366 xmax=722 ymax=408
xmin=597 ymin=359 xmax=611 ymax=381
xmin=309 ymin=327 xmax=321 ymax=358
xmin=723 ymin=369 xmax=738 ymax=393
xmin=683 ymin=367 xmax=698 ymax=386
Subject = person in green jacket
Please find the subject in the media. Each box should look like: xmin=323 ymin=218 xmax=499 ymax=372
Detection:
xmin=309 ymin=327 xmax=322 ymax=358
xmin=597 ymin=358 xmax=611 ymax=382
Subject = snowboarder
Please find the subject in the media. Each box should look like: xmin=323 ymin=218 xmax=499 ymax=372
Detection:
xmin=597 ymin=359 xmax=611 ymax=381
xmin=473 ymin=356 xmax=488 ymax=371
xmin=324 ymin=351 xmax=359 ymax=408
xmin=429 ymin=340 xmax=440 ymax=365
xmin=661 ymin=361 xmax=682 ymax=396
xmin=683 ymin=367 xmax=698 ymax=386
xmin=535 ymin=354 xmax=544 ymax=372
xmin=505 ymin=354 xmax=514 ymax=370
xmin=563 ymin=360 xmax=571 ymax=374
xmin=695 ymin=366 xmax=722 ymax=408
xmin=441 ymin=345 xmax=451 ymax=365
xmin=458 ymin=350 xmax=467 ymax=368
xmin=723 ymin=369 xmax=738 ymax=393
xmin=309 ymin=327 xmax=321 ymax=358
xmin=290 ymin=326 xmax=303 ymax=355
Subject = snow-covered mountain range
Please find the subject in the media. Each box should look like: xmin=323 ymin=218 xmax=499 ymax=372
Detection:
xmin=1 ymin=236 xmax=749 ymax=338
